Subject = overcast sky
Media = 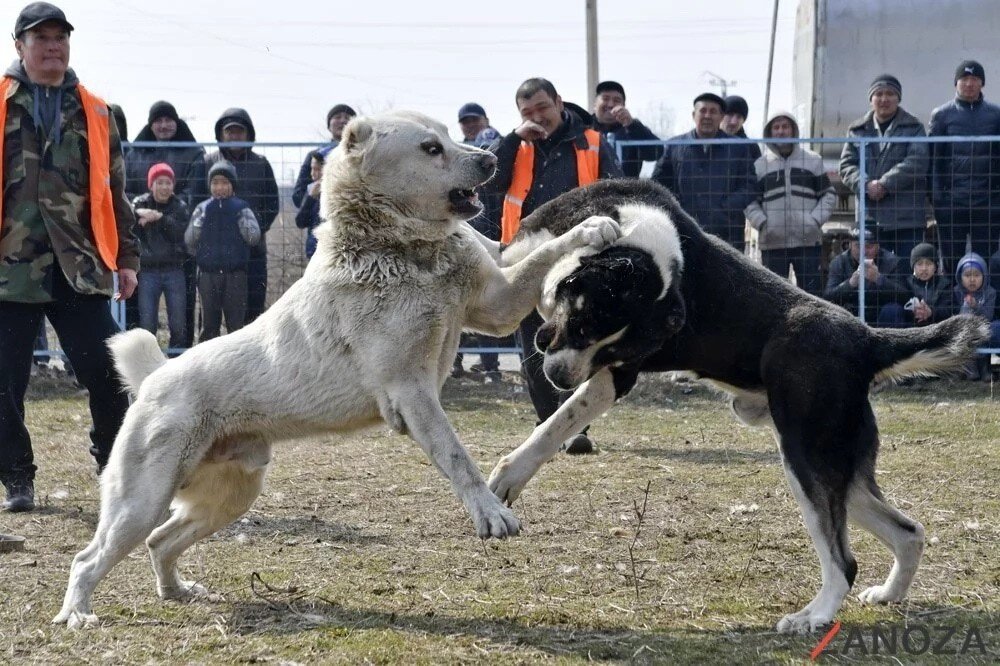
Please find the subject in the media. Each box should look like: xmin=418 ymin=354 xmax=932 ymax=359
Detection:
xmin=4 ymin=0 xmax=797 ymax=178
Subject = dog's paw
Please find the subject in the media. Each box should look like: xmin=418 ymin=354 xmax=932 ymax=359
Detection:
xmin=468 ymin=491 xmax=520 ymax=539
xmin=159 ymin=580 xmax=224 ymax=603
xmin=565 ymin=216 xmax=621 ymax=252
xmin=487 ymin=454 xmax=532 ymax=506
xmin=775 ymin=608 xmax=834 ymax=635
xmin=857 ymin=584 xmax=904 ymax=605
xmin=52 ymin=608 xmax=99 ymax=630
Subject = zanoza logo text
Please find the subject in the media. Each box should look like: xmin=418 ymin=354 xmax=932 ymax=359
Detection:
xmin=811 ymin=623 xmax=990 ymax=660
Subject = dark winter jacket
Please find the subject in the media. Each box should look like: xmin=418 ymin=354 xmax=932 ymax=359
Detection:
xmin=902 ymin=274 xmax=952 ymax=325
xmin=486 ymin=104 xmax=622 ymax=224
xmin=928 ymin=95 xmax=1000 ymax=209
xmin=295 ymin=193 xmax=321 ymax=258
xmin=204 ymin=108 xmax=280 ymax=257
xmin=185 ymin=195 xmax=260 ymax=272
xmin=733 ymin=127 xmax=762 ymax=161
xmin=125 ymin=120 xmax=206 ymax=209
xmin=824 ymin=246 xmax=908 ymax=321
xmin=591 ymin=114 xmax=663 ymax=178
xmin=840 ymin=107 xmax=929 ymax=229
xmin=130 ymin=192 xmax=189 ymax=269
xmin=651 ymin=129 xmax=757 ymax=247
xmin=292 ymin=142 xmax=337 ymax=208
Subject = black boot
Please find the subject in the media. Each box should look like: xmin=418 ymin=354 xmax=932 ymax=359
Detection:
xmin=2 ymin=479 xmax=35 ymax=513
xmin=563 ymin=433 xmax=596 ymax=455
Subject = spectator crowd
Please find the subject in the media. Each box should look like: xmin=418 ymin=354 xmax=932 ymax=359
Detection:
xmin=4 ymin=1 xmax=1000 ymax=513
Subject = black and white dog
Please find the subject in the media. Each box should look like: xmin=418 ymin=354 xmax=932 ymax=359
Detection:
xmin=487 ymin=179 xmax=989 ymax=634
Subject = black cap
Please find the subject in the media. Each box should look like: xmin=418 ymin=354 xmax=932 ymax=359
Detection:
xmin=693 ymin=92 xmax=726 ymax=110
xmin=595 ymin=80 xmax=626 ymax=99
xmin=457 ymin=102 xmax=486 ymax=121
xmin=13 ymin=2 xmax=73 ymax=38
xmin=326 ymin=104 xmax=356 ymax=124
xmin=147 ymin=100 xmax=179 ymax=125
xmin=723 ymin=95 xmax=749 ymax=119
xmin=850 ymin=226 xmax=879 ymax=243
xmin=910 ymin=242 xmax=937 ymax=269
xmin=955 ymin=60 xmax=986 ymax=85
xmin=868 ymin=74 xmax=902 ymax=100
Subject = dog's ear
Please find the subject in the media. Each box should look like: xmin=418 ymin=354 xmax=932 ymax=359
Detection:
xmin=341 ymin=117 xmax=374 ymax=156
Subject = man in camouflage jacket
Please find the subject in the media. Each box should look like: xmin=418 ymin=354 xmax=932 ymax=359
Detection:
xmin=0 ymin=3 xmax=139 ymax=512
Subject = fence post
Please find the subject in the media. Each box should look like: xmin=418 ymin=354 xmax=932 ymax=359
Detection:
xmin=857 ymin=137 xmax=868 ymax=324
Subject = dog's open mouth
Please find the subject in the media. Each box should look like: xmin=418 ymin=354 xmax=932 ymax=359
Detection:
xmin=448 ymin=188 xmax=482 ymax=215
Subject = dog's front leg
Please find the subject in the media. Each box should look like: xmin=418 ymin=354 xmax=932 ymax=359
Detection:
xmin=468 ymin=216 xmax=621 ymax=334
xmin=381 ymin=382 xmax=520 ymax=539
xmin=488 ymin=368 xmax=617 ymax=504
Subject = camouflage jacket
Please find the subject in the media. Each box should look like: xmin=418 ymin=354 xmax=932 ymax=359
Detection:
xmin=0 ymin=64 xmax=138 ymax=303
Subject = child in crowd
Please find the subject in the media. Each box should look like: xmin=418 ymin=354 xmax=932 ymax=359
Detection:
xmin=132 ymin=163 xmax=190 ymax=353
xmin=953 ymin=252 xmax=1000 ymax=380
xmin=185 ymin=161 xmax=260 ymax=341
xmin=294 ymin=149 xmax=328 ymax=259
xmin=899 ymin=242 xmax=951 ymax=327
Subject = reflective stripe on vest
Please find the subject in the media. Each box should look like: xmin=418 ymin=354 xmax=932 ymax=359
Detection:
xmin=0 ymin=77 xmax=118 ymax=270
xmin=501 ymin=128 xmax=601 ymax=244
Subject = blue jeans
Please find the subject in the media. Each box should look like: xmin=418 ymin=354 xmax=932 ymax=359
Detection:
xmin=138 ymin=267 xmax=187 ymax=350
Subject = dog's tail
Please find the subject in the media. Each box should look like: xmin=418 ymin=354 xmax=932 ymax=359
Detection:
xmin=871 ymin=314 xmax=991 ymax=384
xmin=107 ymin=329 xmax=167 ymax=396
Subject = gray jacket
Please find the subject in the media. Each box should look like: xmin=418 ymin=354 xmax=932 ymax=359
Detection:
xmin=746 ymin=144 xmax=836 ymax=250
xmin=839 ymin=108 xmax=928 ymax=230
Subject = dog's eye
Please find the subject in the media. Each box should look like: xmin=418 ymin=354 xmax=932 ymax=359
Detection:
xmin=422 ymin=142 xmax=443 ymax=156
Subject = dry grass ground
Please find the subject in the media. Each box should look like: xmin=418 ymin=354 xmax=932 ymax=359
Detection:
xmin=1 ymin=372 xmax=997 ymax=664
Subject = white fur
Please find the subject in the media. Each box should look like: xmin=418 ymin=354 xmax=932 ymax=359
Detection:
xmin=53 ymin=111 xmax=622 ymax=629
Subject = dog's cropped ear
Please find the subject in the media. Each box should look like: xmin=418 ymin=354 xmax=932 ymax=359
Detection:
xmin=340 ymin=117 xmax=374 ymax=156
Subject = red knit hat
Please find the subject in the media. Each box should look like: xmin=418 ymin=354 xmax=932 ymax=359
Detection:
xmin=147 ymin=162 xmax=175 ymax=189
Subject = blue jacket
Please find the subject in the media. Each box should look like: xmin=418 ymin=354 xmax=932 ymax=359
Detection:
xmin=928 ymin=95 xmax=1000 ymax=209
xmin=840 ymin=108 xmax=929 ymax=230
xmin=651 ymin=129 xmax=757 ymax=246
xmin=186 ymin=196 xmax=260 ymax=272
xmin=295 ymin=194 xmax=321 ymax=258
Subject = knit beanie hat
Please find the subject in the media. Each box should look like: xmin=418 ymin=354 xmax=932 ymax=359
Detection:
xmin=147 ymin=100 xmax=179 ymax=124
xmin=327 ymin=104 xmax=357 ymax=124
xmin=956 ymin=252 xmax=988 ymax=281
xmin=596 ymin=80 xmax=626 ymax=100
xmin=868 ymin=74 xmax=902 ymax=100
xmin=909 ymin=243 xmax=936 ymax=269
xmin=207 ymin=160 xmax=237 ymax=189
xmin=723 ymin=95 xmax=749 ymax=119
xmin=146 ymin=162 xmax=175 ymax=189
xmin=955 ymin=60 xmax=986 ymax=85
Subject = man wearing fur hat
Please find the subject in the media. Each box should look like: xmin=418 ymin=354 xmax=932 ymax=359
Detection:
xmin=745 ymin=111 xmax=836 ymax=295
xmin=840 ymin=74 xmax=929 ymax=263
xmin=929 ymin=60 xmax=1000 ymax=270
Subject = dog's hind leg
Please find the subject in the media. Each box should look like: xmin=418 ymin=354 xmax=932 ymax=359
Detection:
xmin=53 ymin=420 xmax=184 ymax=628
xmin=848 ymin=475 xmax=925 ymax=605
xmin=776 ymin=462 xmax=857 ymax=634
xmin=147 ymin=437 xmax=270 ymax=601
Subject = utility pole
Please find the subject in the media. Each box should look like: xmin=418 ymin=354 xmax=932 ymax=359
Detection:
xmin=763 ymin=0 xmax=780 ymax=123
xmin=586 ymin=0 xmax=599 ymax=99
xmin=703 ymin=70 xmax=736 ymax=97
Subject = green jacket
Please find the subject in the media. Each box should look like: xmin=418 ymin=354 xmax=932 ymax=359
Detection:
xmin=0 ymin=61 xmax=138 ymax=303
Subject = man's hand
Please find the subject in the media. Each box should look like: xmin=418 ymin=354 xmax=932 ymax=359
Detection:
xmin=914 ymin=300 xmax=932 ymax=323
xmin=866 ymin=180 xmax=887 ymax=201
xmin=307 ymin=180 xmax=321 ymax=198
xmin=515 ymin=120 xmax=547 ymax=142
xmin=610 ymin=105 xmax=633 ymax=127
xmin=114 ymin=268 xmax=138 ymax=301
xmin=863 ymin=260 xmax=880 ymax=283
xmin=135 ymin=208 xmax=162 ymax=227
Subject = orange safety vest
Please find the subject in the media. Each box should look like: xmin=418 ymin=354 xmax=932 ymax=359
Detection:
xmin=0 ymin=77 xmax=118 ymax=270
xmin=500 ymin=128 xmax=601 ymax=244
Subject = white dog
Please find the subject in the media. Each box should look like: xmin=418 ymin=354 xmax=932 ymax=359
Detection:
xmin=53 ymin=111 xmax=620 ymax=628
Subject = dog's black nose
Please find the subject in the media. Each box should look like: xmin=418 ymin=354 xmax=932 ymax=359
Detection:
xmin=535 ymin=323 xmax=555 ymax=352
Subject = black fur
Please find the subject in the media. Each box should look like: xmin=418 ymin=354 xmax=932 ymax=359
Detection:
xmin=515 ymin=178 xmax=990 ymax=630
